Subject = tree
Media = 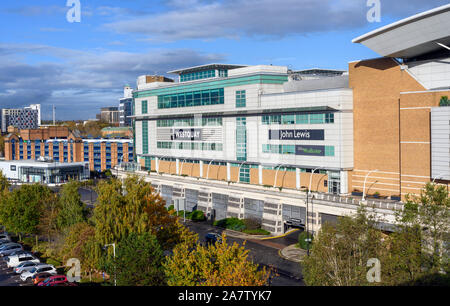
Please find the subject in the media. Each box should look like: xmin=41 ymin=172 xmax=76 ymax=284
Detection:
xmin=0 ymin=170 xmax=9 ymax=194
xmin=57 ymin=180 xmax=86 ymax=230
xmin=0 ymin=184 xmax=54 ymax=236
xmin=103 ymin=232 xmax=165 ymax=286
xmin=94 ymin=176 xmax=180 ymax=249
xmin=402 ymin=183 xmax=449 ymax=274
xmin=60 ymin=222 xmax=101 ymax=275
xmin=163 ymin=233 xmax=271 ymax=286
xmin=38 ymin=191 xmax=61 ymax=242
xmin=302 ymin=207 xmax=386 ymax=286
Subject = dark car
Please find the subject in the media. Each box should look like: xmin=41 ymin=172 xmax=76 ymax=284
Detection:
xmin=205 ymin=233 xmax=222 ymax=245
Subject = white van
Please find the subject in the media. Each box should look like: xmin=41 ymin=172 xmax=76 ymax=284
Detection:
xmin=7 ymin=254 xmax=40 ymax=268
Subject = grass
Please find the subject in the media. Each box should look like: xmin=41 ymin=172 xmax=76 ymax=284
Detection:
xmin=242 ymin=228 xmax=271 ymax=235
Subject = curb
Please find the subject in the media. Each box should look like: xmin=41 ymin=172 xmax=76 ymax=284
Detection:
xmin=278 ymin=244 xmax=306 ymax=263
xmin=261 ymin=228 xmax=299 ymax=240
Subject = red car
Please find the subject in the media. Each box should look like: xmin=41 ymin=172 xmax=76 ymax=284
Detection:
xmin=37 ymin=275 xmax=68 ymax=286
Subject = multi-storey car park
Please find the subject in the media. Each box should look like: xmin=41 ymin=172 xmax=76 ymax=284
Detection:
xmin=124 ymin=5 xmax=450 ymax=234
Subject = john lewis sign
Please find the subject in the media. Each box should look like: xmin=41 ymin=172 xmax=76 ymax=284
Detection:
xmin=269 ymin=129 xmax=324 ymax=141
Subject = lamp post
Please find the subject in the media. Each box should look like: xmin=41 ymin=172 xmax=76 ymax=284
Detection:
xmin=304 ymin=166 xmax=323 ymax=256
xmin=432 ymin=172 xmax=445 ymax=184
xmin=237 ymin=161 xmax=248 ymax=183
xmin=273 ymin=164 xmax=283 ymax=188
xmin=206 ymin=159 xmax=216 ymax=179
xmin=362 ymin=169 xmax=378 ymax=202
xmin=104 ymin=243 xmax=116 ymax=286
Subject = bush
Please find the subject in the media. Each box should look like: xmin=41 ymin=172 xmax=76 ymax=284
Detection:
xmin=46 ymin=258 xmax=62 ymax=268
xmin=243 ymin=218 xmax=261 ymax=231
xmin=190 ymin=210 xmax=206 ymax=222
xmin=242 ymin=228 xmax=270 ymax=235
xmin=298 ymin=231 xmax=313 ymax=250
xmin=213 ymin=218 xmax=246 ymax=231
xmin=167 ymin=205 xmax=174 ymax=211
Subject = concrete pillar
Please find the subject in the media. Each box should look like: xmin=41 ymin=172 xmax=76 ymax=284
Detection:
xmin=199 ymin=160 xmax=204 ymax=178
xmin=155 ymin=157 xmax=159 ymax=173
xmin=258 ymin=165 xmax=263 ymax=185
xmin=176 ymin=158 xmax=180 ymax=174
xmin=340 ymin=170 xmax=348 ymax=194
xmin=296 ymin=168 xmax=301 ymax=189
xmin=226 ymin=162 xmax=231 ymax=181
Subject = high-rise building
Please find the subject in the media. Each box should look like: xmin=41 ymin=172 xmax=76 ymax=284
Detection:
xmin=1 ymin=104 xmax=41 ymax=133
xmin=119 ymin=85 xmax=133 ymax=127
xmin=100 ymin=107 xmax=119 ymax=124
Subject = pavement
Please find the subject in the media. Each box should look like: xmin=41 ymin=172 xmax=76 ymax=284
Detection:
xmin=184 ymin=221 xmax=304 ymax=286
xmin=279 ymin=245 xmax=307 ymax=263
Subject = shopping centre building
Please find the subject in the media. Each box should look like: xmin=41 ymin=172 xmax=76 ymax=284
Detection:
xmin=124 ymin=5 xmax=450 ymax=233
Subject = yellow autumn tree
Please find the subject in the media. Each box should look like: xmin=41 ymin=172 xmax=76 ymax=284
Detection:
xmin=163 ymin=233 xmax=271 ymax=286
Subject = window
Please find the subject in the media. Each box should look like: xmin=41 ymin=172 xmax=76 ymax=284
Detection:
xmin=296 ymin=114 xmax=309 ymax=124
xmin=325 ymin=113 xmax=335 ymax=123
xmin=10 ymin=165 xmax=16 ymax=171
xmin=142 ymin=100 xmax=148 ymax=114
xmin=157 ymin=88 xmax=224 ymax=109
xmin=142 ymin=121 xmax=148 ymax=154
xmin=236 ymin=90 xmax=246 ymax=108
xmin=310 ymin=113 xmax=325 ymax=124
xmin=325 ymin=146 xmax=335 ymax=156
xmin=282 ymin=115 xmax=295 ymax=125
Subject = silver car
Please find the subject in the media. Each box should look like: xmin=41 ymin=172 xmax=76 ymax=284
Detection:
xmin=0 ymin=244 xmax=23 ymax=257
xmin=14 ymin=261 xmax=42 ymax=274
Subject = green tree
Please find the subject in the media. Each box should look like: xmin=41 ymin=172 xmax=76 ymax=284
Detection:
xmin=94 ymin=176 xmax=180 ymax=249
xmin=60 ymin=222 xmax=102 ymax=274
xmin=57 ymin=180 xmax=86 ymax=230
xmin=402 ymin=183 xmax=449 ymax=274
xmin=302 ymin=207 xmax=386 ymax=286
xmin=38 ymin=192 xmax=61 ymax=241
xmin=0 ymin=170 xmax=9 ymax=194
xmin=0 ymin=184 xmax=54 ymax=236
xmin=163 ymin=233 xmax=271 ymax=286
xmin=103 ymin=232 xmax=165 ymax=286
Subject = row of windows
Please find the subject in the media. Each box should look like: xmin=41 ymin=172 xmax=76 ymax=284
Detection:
xmin=262 ymin=144 xmax=335 ymax=156
xmin=156 ymin=117 xmax=223 ymax=127
xmin=142 ymin=121 xmax=149 ymax=155
xmin=157 ymin=88 xmax=224 ymax=109
xmin=157 ymin=141 xmax=223 ymax=151
xmin=262 ymin=113 xmax=335 ymax=125
xmin=180 ymin=70 xmax=215 ymax=82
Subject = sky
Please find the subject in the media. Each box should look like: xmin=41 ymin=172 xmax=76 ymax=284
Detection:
xmin=0 ymin=0 xmax=448 ymax=120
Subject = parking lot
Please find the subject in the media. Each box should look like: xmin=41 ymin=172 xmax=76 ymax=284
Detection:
xmin=0 ymin=258 xmax=33 ymax=286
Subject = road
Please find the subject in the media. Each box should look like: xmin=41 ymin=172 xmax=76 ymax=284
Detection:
xmin=184 ymin=221 xmax=304 ymax=286
xmin=0 ymin=258 xmax=33 ymax=287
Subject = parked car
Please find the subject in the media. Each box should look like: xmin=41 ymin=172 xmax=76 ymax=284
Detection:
xmin=0 ymin=243 xmax=21 ymax=252
xmin=8 ymin=253 xmax=39 ymax=268
xmin=0 ymin=234 xmax=10 ymax=241
xmin=14 ymin=261 xmax=42 ymax=274
xmin=33 ymin=272 xmax=54 ymax=285
xmin=0 ymin=240 xmax=13 ymax=247
xmin=21 ymin=265 xmax=57 ymax=282
xmin=205 ymin=232 xmax=222 ymax=245
xmin=3 ymin=250 xmax=32 ymax=262
xmin=0 ymin=244 xmax=22 ymax=256
xmin=38 ymin=275 xmax=68 ymax=287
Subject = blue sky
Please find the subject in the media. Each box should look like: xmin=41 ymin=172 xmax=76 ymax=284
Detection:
xmin=0 ymin=0 xmax=448 ymax=120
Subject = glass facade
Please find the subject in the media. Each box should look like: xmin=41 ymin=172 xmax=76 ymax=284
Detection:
xmin=142 ymin=100 xmax=148 ymax=114
xmin=157 ymin=117 xmax=222 ymax=127
xmin=157 ymin=88 xmax=224 ymax=109
xmin=142 ymin=121 xmax=148 ymax=154
xmin=236 ymin=117 xmax=248 ymax=183
xmin=157 ymin=142 xmax=223 ymax=151
xmin=262 ymin=113 xmax=335 ymax=125
xmin=180 ymin=70 xmax=215 ymax=82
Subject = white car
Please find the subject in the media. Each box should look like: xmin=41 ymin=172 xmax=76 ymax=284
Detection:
xmin=0 ymin=244 xmax=22 ymax=256
xmin=0 ymin=234 xmax=10 ymax=241
xmin=20 ymin=265 xmax=57 ymax=282
xmin=3 ymin=250 xmax=31 ymax=263
xmin=14 ymin=261 xmax=42 ymax=274
xmin=8 ymin=254 xmax=39 ymax=268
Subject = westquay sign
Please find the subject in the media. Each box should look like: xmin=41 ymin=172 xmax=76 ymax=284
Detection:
xmin=269 ymin=129 xmax=324 ymax=141
xmin=171 ymin=128 xmax=202 ymax=141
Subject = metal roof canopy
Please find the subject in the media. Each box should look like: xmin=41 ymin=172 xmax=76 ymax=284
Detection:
xmin=352 ymin=4 xmax=450 ymax=59
xmin=167 ymin=64 xmax=247 ymax=75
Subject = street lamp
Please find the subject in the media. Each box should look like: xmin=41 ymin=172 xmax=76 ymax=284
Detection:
xmin=104 ymin=243 xmax=116 ymax=286
xmin=304 ymin=166 xmax=323 ymax=256
xmin=273 ymin=164 xmax=283 ymax=188
xmin=362 ymin=169 xmax=378 ymax=202
xmin=206 ymin=159 xmax=216 ymax=179
xmin=237 ymin=161 xmax=248 ymax=183
xmin=432 ymin=172 xmax=445 ymax=184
